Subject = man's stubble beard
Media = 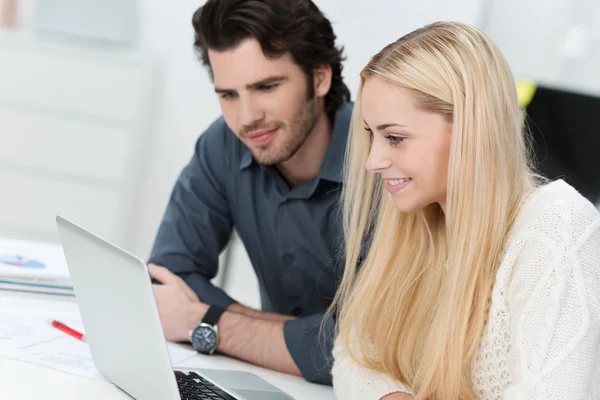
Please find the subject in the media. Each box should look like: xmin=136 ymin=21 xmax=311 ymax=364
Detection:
xmin=249 ymin=96 xmax=318 ymax=166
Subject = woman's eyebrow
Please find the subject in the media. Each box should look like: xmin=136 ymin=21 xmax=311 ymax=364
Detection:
xmin=375 ymin=123 xmax=407 ymax=130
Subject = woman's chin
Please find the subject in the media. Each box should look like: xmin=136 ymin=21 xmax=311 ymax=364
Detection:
xmin=392 ymin=198 xmax=421 ymax=213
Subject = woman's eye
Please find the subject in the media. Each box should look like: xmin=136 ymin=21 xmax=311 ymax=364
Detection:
xmin=385 ymin=135 xmax=404 ymax=146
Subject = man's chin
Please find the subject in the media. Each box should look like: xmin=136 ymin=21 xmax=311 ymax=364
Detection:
xmin=250 ymin=149 xmax=292 ymax=166
xmin=252 ymin=154 xmax=286 ymax=166
xmin=246 ymin=135 xmax=303 ymax=166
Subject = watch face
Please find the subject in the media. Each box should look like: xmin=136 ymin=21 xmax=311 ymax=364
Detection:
xmin=191 ymin=325 xmax=217 ymax=353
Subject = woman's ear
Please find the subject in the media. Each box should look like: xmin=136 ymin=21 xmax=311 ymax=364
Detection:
xmin=313 ymin=64 xmax=333 ymax=98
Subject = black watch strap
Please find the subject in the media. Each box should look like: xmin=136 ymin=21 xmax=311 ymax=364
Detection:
xmin=202 ymin=306 xmax=225 ymax=327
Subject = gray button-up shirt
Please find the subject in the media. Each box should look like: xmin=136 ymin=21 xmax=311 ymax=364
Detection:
xmin=149 ymin=103 xmax=353 ymax=384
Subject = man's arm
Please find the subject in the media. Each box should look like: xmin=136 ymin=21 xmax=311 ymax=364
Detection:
xmin=150 ymin=266 xmax=300 ymax=375
xmin=148 ymin=118 xmax=236 ymax=309
xmin=150 ymin=266 xmax=335 ymax=384
xmin=219 ymin=306 xmax=335 ymax=383
xmin=217 ymin=310 xmax=301 ymax=376
xmin=227 ymin=303 xmax=295 ymax=322
xmin=223 ymin=304 xmax=336 ymax=383
xmin=186 ymin=305 xmax=330 ymax=378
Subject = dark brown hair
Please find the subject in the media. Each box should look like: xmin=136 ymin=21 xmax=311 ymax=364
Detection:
xmin=192 ymin=0 xmax=351 ymax=113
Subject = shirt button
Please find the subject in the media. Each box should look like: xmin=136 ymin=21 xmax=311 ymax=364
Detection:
xmin=291 ymin=307 xmax=303 ymax=316
xmin=283 ymin=254 xmax=294 ymax=263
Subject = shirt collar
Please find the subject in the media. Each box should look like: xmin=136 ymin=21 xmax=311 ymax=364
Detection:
xmin=238 ymin=102 xmax=353 ymax=184
xmin=239 ymin=147 xmax=253 ymax=170
xmin=318 ymin=102 xmax=353 ymax=183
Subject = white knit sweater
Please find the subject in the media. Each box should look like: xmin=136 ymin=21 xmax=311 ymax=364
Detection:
xmin=332 ymin=180 xmax=600 ymax=400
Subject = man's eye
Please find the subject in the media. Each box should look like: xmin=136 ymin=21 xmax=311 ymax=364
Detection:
xmin=259 ymin=84 xmax=277 ymax=91
xmin=221 ymin=92 xmax=237 ymax=100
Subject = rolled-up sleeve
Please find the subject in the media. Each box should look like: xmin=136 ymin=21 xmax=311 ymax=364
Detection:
xmin=284 ymin=313 xmax=335 ymax=385
xmin=148 ymin=119 xmax=236 ymax=309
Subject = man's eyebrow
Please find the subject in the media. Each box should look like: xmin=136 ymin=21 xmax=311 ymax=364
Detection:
xmin=214 ymin=86 xmax=233 ymax=94
xmin=214 ymin=75 xmax=288 ymax=94
xmin=246 ymin=75 xmax=288 ymax=90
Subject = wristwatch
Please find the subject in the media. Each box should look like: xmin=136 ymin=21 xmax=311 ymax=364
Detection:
xmin=189 ymin=306 xmax=225 ymax=355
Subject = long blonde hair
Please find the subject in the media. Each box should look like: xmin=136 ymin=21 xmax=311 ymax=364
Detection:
xmin=331 ymin=22 xmax=537 ymax=399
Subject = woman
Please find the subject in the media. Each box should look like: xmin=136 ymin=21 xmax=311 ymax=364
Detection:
xmin=330 ymin=22 xmax=600 ymax=400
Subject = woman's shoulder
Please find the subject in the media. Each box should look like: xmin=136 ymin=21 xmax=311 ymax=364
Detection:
xmin=509 ymin=179 xmax=600 ymax=246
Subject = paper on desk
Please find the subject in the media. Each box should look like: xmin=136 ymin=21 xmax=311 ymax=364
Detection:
xmin=0 ymin=239 xmax=70 ymax=281
xmin=0 ymin=312 xmax=197 ymax=382
xmin=0 ymin=238 xmax=73 ymax=295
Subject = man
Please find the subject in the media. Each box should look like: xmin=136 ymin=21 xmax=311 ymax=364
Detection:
xmin=148 ymin=0 xmax=352 ymax=385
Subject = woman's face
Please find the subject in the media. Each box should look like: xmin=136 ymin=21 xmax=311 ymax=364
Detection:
xmin=362 ymin=77 xmax=453 ymax=213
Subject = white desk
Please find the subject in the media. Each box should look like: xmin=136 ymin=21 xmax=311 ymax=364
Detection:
xmin=0 ymin=290 xmax=335 ymax=400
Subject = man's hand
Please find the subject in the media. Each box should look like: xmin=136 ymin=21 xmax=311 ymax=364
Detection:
xmin=148 ymin=264 xmax=301 ymax=377
xmin=148 ymin=264 xmax=208 ymax=342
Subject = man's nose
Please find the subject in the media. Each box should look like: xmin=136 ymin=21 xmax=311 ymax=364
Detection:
xmin=239 ymin=95 xmax=265 ymax=127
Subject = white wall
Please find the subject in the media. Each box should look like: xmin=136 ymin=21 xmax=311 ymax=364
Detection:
xmin=133 ymin=0 xmax=221 ymax=258
xmin=484 ymin=0 xmax=600 ymax=96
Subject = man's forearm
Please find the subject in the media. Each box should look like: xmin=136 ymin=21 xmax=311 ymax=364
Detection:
xmin=216 ymin=310 xmax=301 ymax=376
xmin=227 ymin=303 xmax=295 ymax=322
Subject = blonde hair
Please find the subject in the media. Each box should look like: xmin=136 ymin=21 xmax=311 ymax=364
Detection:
xmin=330 ymin=22 xmax=537 ymax=399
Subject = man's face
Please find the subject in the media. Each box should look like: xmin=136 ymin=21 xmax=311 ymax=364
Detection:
xmin=208 ymin=39 xmax=318 ymax=165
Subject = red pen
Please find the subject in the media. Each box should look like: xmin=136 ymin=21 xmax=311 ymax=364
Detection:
xmin=51 ymin=320 xmax=86 ymax=342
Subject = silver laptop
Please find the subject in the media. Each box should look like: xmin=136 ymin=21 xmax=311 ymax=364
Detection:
xmin=56 ymin=215 xmax=295 ymax=400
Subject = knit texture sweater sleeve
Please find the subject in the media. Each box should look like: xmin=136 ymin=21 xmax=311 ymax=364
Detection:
xmin=499 ymin=189 xmax=600 ymax=399
xmin=332 ymin=339 xmax=414 ymax=400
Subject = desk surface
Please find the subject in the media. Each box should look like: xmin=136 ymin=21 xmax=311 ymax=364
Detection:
xmin=0 ymin=290 xmax=335 ymax=400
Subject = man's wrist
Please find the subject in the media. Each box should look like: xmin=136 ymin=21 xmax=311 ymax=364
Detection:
xmin=185 ymin=303 xmax=209 ymax=341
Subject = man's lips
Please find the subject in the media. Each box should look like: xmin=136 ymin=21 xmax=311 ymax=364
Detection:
xmin=246 ymin=127 xmax=279 ymax=145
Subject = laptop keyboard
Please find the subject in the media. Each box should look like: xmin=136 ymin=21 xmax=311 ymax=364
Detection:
xmin=175 ymin=370 xmax=237 ymax=400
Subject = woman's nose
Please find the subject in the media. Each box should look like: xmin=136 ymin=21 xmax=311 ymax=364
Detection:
xmin=366 ymin=140 xmax=393 ymax=172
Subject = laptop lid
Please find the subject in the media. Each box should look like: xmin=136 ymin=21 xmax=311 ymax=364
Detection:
xmin=56 ymin=215 xmax=180 ymax=400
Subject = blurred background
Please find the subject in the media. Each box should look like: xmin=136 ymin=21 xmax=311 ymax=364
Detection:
xmin=1 ymin=0 xmax=598 ymax=307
